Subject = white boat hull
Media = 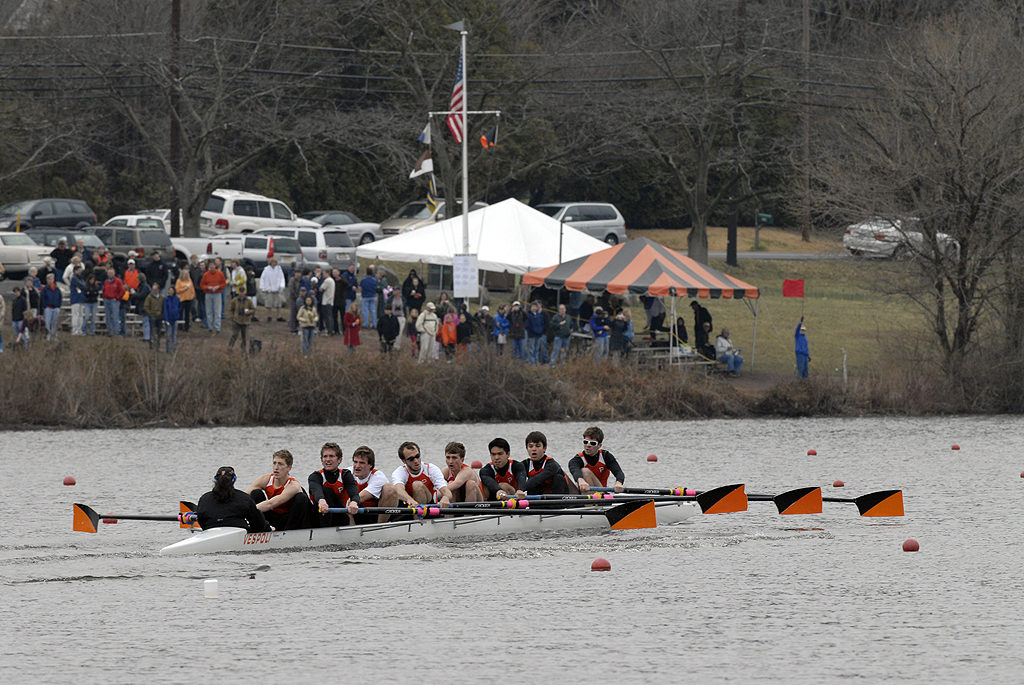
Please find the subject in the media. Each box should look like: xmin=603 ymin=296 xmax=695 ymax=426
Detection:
xmin=159 ymin=502 xmax=697 ymax=555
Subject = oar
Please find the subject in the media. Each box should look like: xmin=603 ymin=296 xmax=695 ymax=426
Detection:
xmin=179 ymin=501 xmax=199 ymax=529
xmin=825 ymin=489 xmax=904 ymax=516
xmin=593 ymin=484 xmax=828 ymax=515
xmin=73 ymin=503 xmax=197 ymax=534
xmin=744 ymin=487 xmax=904 ymax=516
xmin=550 ymin=484 xmax=750 ymax=514
xmin=327 ymin=499 xmax=658 ymax=530
xmin=591 ymin=486 xmax=697 ymax=496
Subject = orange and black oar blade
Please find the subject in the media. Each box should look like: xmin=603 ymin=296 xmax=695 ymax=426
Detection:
xmin=696 ymin=484 xmax=747 ymax=514
xmin=73 ymin=503 xmax=100 ymax=533
xmin=773 ymin=487 xmax=823 ymax=515
xmin=179 ymin=501 xmax=199 ymax=529
xmin=605 ymin=499 xmax=657 ymax=530
xmin=855 ymin=490 xmax=904 ymax=517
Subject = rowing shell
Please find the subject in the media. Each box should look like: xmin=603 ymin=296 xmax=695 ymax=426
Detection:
xmin=159 ymin=502 xmax=698 ymax=556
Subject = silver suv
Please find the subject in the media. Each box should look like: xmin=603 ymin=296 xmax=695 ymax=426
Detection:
xmin=201 ymin=189 xmax=319 ymax=233
xmin=253 ymin=227 xmax=356 ymax=271
xmin=533 ymin=202 xmax=628 ymax=245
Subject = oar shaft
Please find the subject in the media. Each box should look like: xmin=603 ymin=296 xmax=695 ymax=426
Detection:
xmin=592 ymin=486 xmax=696 ymax=496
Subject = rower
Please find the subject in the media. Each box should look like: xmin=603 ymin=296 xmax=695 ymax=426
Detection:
xmin=196 ymin=466 xmax=271 ymax=533
xmin=392 ymin=441 xmax=452 ymax=507
xmin=308 ymin=442 xmax=360 ymax=527
xmin=520 ymin=430 xmax=573 ymax=495
xmin=350 ymin=445 xmax=399 ymax=523
xmin=246 ymin=449 xmax=314 ymax=530
xmin=441 ymin=441 xmax=483 ymax=503
xmin=568 ymin=426 xmax=626 ymax=493
xmin=479 ymin=437 xmax=528 ymax=501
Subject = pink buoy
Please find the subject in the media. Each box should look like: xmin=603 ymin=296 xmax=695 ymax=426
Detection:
xmin=902 ymin=539 xmax=920 ymax=552
xmin=646 ymin=454 xmax=658 ymax=462
xmin=833 ymin=480 xmax=844 ymax=488
xmin=591 ymin=558 xmax=611 ymax=572
xmin=807 ymin=449 xmax=817 ymax=456
xmin=63 ymin=476 xmax=76 ymax=486
xmin=470 ymin=460 xmax=483 ymax=469
xmin=951 ymin=444 xmax=960 ymax=451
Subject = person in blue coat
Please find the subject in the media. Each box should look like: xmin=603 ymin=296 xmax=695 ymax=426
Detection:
xmin=795 ymin=317 xmax=810 ymax=378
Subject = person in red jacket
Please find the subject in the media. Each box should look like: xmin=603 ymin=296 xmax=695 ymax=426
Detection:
xmin=343 ymin=300 xmax=361 ymax=353
xmin=100 ymin=267 xmax=126 ymax=336
xmin=199 ymin=260 xmax=227 ymax=334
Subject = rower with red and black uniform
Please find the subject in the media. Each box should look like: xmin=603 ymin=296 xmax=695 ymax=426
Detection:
xmin=350 ymin=445 xmax=399 ymax=524
xmin=479 ymin=437 xmax=528 ymax=501
xmin=520 ymin=430 xmax=573 ymax=495
xmin=392 ymin=441 xmax=453 ymax=507
xmin=308 ymin=442 xmax=360 ymax=527
xmin=568 ymin=426 xmax=626 ymax=493
xmin=246 ymin=449 xmax=314 ymax=530
xmin=442 ymin=441 xmax=483 ymax=503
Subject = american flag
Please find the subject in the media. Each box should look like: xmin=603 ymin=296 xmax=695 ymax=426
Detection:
xmin=446 ymin=48 xmax=465 ymax=143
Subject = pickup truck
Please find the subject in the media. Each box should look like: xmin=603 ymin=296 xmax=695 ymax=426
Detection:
xmin=199 ymin=233 xmax=305 ymax=274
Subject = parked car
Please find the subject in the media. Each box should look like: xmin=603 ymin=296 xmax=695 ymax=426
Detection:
xmin=0 ymin=231 xmax=50 ymax=278
xmin=200 ymin=189 xmax=319 ymax=233
xmin=299 ymin=210 xmax=383 ymax=245
xmin=533 ymin=202 xmax=628 ymax=245
xmin=842 ymin=217 xmax=959 ymax=259
xmin=22 ymin=227 xmax=106 ymax=254
xmin=0 ymin=198 xmax=97 ymax=232
xmin=252 ymin=226 xmax=356 ymax=272
xmin=91 ymin=225 xmax=175 ymax=270
xmin=103 ymin=214 xmax=166 ymax=229
xmin=201 ymin=233 xmax=305 ymax=274
xmin=379 ymin=200 xmax=488 ymax=235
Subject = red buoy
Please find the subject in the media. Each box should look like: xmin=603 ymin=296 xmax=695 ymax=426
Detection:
xmin=591 ymin=557 xmax=611 ymax=572
xmin=646 ymin=454 xmax=658 ymax=462
xmin=952 ymin=444 xmax=960 ymax=451
xmin=102 ymin=516 xmax=118 ymax=524
xmin=807 ymin=449 xmax=817 ymax=456
xmin=63 ymin=476 xmax=76 ymax=486
xmin=902 ymin=538 xmax=920 ymax=552
xmin=470 ymin=460 xmax=483 ymax=469
xmin=833 ymin=480 xmax=844 ymax=488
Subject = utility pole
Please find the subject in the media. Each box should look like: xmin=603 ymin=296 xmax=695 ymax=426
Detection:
xmin=169 ymin=0 xmax=182 ymax=237
xmin=801 ymin=0 xmax=811 ymax=242
xmin=727 ymin=0 xmax=746 ymax=267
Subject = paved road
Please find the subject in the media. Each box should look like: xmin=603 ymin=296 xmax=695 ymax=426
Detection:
xmin=709 ymin=251 xmax=850 ymax=261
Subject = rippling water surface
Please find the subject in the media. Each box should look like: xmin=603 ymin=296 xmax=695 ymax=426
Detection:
xmin=4 ymin=417 xmax=1022 ymax=684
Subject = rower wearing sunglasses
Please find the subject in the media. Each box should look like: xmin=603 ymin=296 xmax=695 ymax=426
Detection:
xmin=392 ymin=441 xmax=453 ymax=508
xmin=568 ymin=426 xmax=626 ymax=493
xmin=521 ymin=430 xmax=573 ymax=495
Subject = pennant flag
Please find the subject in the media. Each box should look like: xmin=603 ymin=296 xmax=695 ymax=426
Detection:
xmin=417 ymin=122 xmax=431 ymax=145
xmin=409 ymin=151 xmax=433 ymax=179
xmin=447 ymin=47 xmax=465 ymax=143
xmin=782 ymin=278 xmax=805 ymax=298
xmin=426 ymin=176 xmax=438 ymax=212
xmin=443 ymin=20 xmax=465 ymax=32
xmin=479 ymin=125 xmax=497 ymax=149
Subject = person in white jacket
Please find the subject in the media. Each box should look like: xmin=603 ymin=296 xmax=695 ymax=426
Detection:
xmin=415 ymin=302 xmax=440 ymax=363
xmin=258 ymin=258 xmax=286 ymax=322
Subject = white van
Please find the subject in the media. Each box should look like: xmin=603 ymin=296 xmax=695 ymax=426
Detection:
xmin=533 ymin=202 xmax=628 ymax=245
xmin=253 ymin=227 xmax=357 ymax=271
xmin=200 ymin=189 xmax=319 ymax=233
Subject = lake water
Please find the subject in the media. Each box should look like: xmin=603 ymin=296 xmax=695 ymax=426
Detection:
xmin=3 ymin=416 xmax=1021 ymax=684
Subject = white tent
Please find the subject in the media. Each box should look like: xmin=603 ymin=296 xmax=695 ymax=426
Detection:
xmin=355 ymin=198 xmax=609 ymax=273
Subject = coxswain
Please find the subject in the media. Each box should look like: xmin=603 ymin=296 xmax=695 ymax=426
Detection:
xmin=196 ymin=466 xmax=271 ymax=533
xmin=308 ymin=442 xmax=360 ymax=527
xmin=441 ymin=441 xmax=483 ymax=503
xmin=350 ymin=445 xmax=399 ymax=523
xmin=246 ymin=449 xmax=314 ymax=530
xmin=520 ymin=430 xmax=573 ymax=495
xmin=568 ymin=426 xmax=626 ymax=493
xmin=479 ymin=437 xmax=528 ymax=501
xmin=392 ymin=441 xmax=452 ymax=507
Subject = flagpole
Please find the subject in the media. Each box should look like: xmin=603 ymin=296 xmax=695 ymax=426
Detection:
xmin=460 ymin=26 xmax=469 ymax=255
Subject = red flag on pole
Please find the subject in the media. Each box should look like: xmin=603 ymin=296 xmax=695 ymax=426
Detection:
xmin=782 ymin=279 xmax=805 ymax=298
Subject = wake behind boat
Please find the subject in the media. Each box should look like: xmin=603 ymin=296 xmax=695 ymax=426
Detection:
xmin=157 ymin=501 xmax=697 ymax=555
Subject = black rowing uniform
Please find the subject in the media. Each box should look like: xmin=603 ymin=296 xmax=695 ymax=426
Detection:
xmin=520 ymin=456 xmax=570 ymax=495
xmin=567 ymin=449 xmax=626 ymax=488
xmin=196 ymin=488 xmax=271 ymax=533
xmin=479 ymin=460 xmax=529 ymax=500
xmin=308 ymin=468 xmax=361 ymax=527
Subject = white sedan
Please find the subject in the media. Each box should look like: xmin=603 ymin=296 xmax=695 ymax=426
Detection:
xmin=843 ymin=218 xmax=959 ymax=259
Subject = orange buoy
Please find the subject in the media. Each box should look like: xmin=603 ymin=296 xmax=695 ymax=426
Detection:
xmin=833 ymin=480 xmax=844 ymax=488
xmin=646 ymin=454 xmax=658 ymax=462
xmin=470 ymin=460 xmax=483 ymax=469
xmin=63 ymin=476 xmax=76 ymax=486
xmin=591 ymin=558 xmax=611 ymax=572
xmin=951 ymin=444 xmax=960 ymax=450
xmin=902 ymin=538 xmax=920 ymax=552
xmin=807 ymin=449 xmax=817 ymax=456
xmin=102 ymin=516 xmax=118 ymax=524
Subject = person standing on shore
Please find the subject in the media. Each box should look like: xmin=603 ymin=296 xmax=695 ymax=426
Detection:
xmin=415 ymin=302 xmax=439 ymax=363
xmin=360 ymin=265 xmax=378 ymax=329
xmin=174 ymin=267 xmax=195 ymax=333
xmin=795 ymin=317 xmax=810 ymax=378
xmin=298 ymin=294 xmax=318 ymax=355
xmin=343 ymin=300 xmax=361 ymax=353
xmin=200 ymin=260 xmax=227 ymax=334
xmin=258 ymin=257 xmax=286 ymax=324
xmin=227 ymin=287 xmax=254 ymax=354
xmin=163 ymin=283 xmax=181 ymax=353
